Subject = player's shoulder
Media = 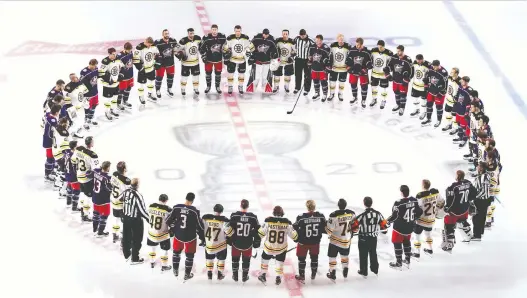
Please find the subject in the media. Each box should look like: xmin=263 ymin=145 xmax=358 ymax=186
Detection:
xmin=423 ymin=60 xmax=431 ymax=67
xmin=404 ymin=55 xmax=412 ymax=63
xmin=440 ymin=67 xmax=448 ymax=75
xmin=135 ymin=42 xmax=146 ymax=50
xmin=226 ymin=34 xmax=236 ymax=40
xmin=265 ymin=216 xmax=291 ymax=224
xmin=202 ymin=213 xmax=214 ymax=220
xmin=112 ymin=171 xmax=131 ymax=184
xmin=84 ymin=148 xmax=98 ymax=158
xmin=429 ymin=188 xmax=440 ymax=195
xmin=179 ymin=37 xmax=190 ymax=44
xmin=330 ymin=42 xmax=339 ymax=48
xmin=101 ymin=57 xmax=111 ymax=65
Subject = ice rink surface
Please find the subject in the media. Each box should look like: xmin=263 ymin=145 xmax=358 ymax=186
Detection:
xmin=1 ymin=1 xmax=527 ymax=298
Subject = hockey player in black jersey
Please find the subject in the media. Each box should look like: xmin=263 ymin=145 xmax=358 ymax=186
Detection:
xmin=200 ymin=24 xmax=226 ymax=94
xmin=308 ymin=35 xmax=331 ymax=101
xmin=166 ymin=192 xmax=205 ymax=280
xmin=386 ymin=185 xmax=423 ymax=269
xmin=92 ymin=161 xmax=112 ymax=237
xmin=154 ymin=29 xmax=179 ymax=98
xmin=384 ymin=45 xmax=413 ymax=115
xmin=452 ymin=76 xmax=474 ymax=148
xmin=464 ymin=99 xmax=485 ymax=163
xmin=246 ymin=28 xmax=278 ymax=94
xmin=422 ymin=60 xmax=448 ymax=127
xmin=116 ymin=42 xmax=134 ymax=108
xmin=293 ymin=200 xmax=326 ymax=283
xmin=202 ymin=204 xmax=229 ymax=280
xmin=346 ymin=37 xmax=372 ymax=107
xmin=225 ymin=199 xmax=260 ymax=283
xmin=442 ymin=170 xmax=477 ymax=252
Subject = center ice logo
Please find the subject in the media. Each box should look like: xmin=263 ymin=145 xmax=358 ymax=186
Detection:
xmin=335 ymin=52 xmax=344 ymax=62
xmin=374 ymin=57 xmax=384 ymax=67
xmin=189 ymin=46 xmax=198 ymax=55
xmin=233 ymin=44 xmax=243 ymax=53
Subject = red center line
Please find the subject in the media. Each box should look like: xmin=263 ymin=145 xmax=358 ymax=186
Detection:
xmin=191 ymin=1 xmax=303 ymax=296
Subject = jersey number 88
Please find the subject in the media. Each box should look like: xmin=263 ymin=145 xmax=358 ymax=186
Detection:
xmin=268 ymin=230 xmax=285 ymax=244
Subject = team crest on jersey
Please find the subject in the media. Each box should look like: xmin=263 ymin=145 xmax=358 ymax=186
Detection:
xmin=457 ymin=94 xmax=465 ymax=103
xmin=335 ymin=52 xmax=344 ymax=62
xmin=257 ymin=44 xmax=269 ymax=53
xmin=374 ymin=58 xmax=384 ymax=67
xmin=145 ymin=52 xmax=154 ymax=62
xmin=126 ymin=60 xmax=133 ymax=69
xmin=211 ymin=44 xmax=222 ymax=53
xmin=90 ymin=76 xmax=97 ymax=86
xmin=162 ymin=48 xmax=172 ymax=57
xmin=353 ymin=56 xmax=363 ymax=65
xmin=189 ymin=46 xmax=198 ymax=55
xmin=430 ymin=77 xmax=439 ymax=85
xmin=280 ymin=47 xmax=289 ymax=57
xmin=313 ymin=53 xmax=321 ymax=62
xmin=394 ymin=64 xmax=403 ymax=73
xmin=233 ymin=44 xmax=243 ymax=53
xmin=448 ymin=85 xmax=453 ymax=95
xmin=110 ymin=66 xmax=119 ymax=76
xmin=416 ymin=70 xmax=423 ymax=79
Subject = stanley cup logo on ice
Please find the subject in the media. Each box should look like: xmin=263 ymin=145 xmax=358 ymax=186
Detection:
xmin=174 ymin=121 xmax=332 ymax=214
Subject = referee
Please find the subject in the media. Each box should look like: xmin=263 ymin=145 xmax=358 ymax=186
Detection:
xmin=354 ymin=197 xmax=387 ymax=278
xmin=293 ymin=29 xmax=315 ymax=95
xmin=472 ymin=161 xmax=491 ymax=241
xmin=121 ymin=178 xmax=149 ymax=264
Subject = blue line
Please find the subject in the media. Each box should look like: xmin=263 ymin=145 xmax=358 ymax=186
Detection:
xmin=443 ymin=0 xmax=527 ymax=120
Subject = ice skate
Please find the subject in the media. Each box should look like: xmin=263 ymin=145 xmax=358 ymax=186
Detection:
xmin=173 ymin=268 xmax=179 ymax=277
xmin=215 ymin=86 xmax=222 ymax=94
xmin=139 ymin=95 xmax=146 ymax=105
xmin=184 ymin=273 xmax=195 ymax=282
xmin=131 ymin=258 xmax=145 ymax=265
xmin=217 ymin=271 xmax=225 ymax=280
xmin=312 ymin=92 xmax=320 ymax=101
xmin=421 ymin=119 xmax=432 ymax=126
xmin=242 ymin=271 xmax=249 ymax=283
xmin=295 ymin=274 xmax=305 ymax=284
xmin=453 ymin=136 xmax=463 ymax=144
xmin=398 ymin=107 xmax=405 ymax=116
xmin=238 ymin=85 xmax=244 ymax=95
xmin=434 ymin=120 xmax=441 ymax=128
xmin=412 ymin=252 xmax=420 ymax=259
xmin=449 ymin=128 xmax=459 ymax=136
xmin=338 ymin=93 xmax=344 ymax=101
xmin=284 ymin=86 xmax=290 ymax=93
xmin=204 ymin=86 xmax=211 ymax=94
xmin=458 ymin=139 xmax=468 ymax=148
xmin=442 ymin=123 xmax=452 ymax=132
xmin=311 ymin=269 xmax=317 ymax=280
xmin=424 ymin=248 xmax=433 ymax=256
xmin=161 ymin=265 xmax=172 ymax=272
xmin=403 ymin=258 xmax=411 ymax=268
xmin=123 ymin=101 xmax=132 ymax=109
xmin=410 ymin=109 xmax=420 ymax=117
xmin=357 ymin=270 xmax=367 ymax=278
xmin=181 ymin=90 xmax=186 ymax=96
xmin=105 ymin=111 xmax=113 ymax=121
xmin=83 ymin=123 xmax=91 ymax=131
xmin=207 ymin=271 xmax=213 ymax=280
xmin=110 ymin=110 xmax=120 ymax=118
xmin=232 ymin=271 xmax=239 ymax=282
xmin=380 ymin=99 xmax=386 ymax=109
xmin=117 ymin=102 xmax=125 ymax=112
xmin=327 ymin=93 xmax=334 ymax=101
xmin=272 ymin=87 xmax=279 ymax=94
xmin=321 ymin=94 xmax=327 ymax=102
xmin=342 ymin=267 xmax=349 ymax=278
xmin=369 ymin=98 xmax=378 ymax=108
xmin=228 ymin=86 xmax=233 ymax=95
xmin=470 ymin=236 xmax=481 ymax=242
xmin=44 ymin=174 xmax=55 ymax=183
xmin=112 ymin=233 xmax=119 ymax=243
xmin=391 ymin=105 xmax=400 ymax=113
xmin=326 ymin=270 xmax=336 ymax=282
xmin=275 ymin=276 xmax=281 ymax=286
xmin=81 ymin=215 xmax=92 ymax=222
xmin=293 ymin=89 xmax=299 ymax=95
xmin=463 ymin=153 xmax=473 ymax=160
xmin=389 ymin=261 xmax=402 ymax=270
xmin=96 ymin=231 xmax=109 ymax=238
xmin=361 ymin=99 xmax=366 ymax=108
xmin=156 ymin=89 xmax=162 ymax=99
xmin=166 ymin=88 xmax=174 ymax=97
xmin=419 ymin=113 xmax=426 ymax=120
xmin=194 ymin=89 xmax=200 ymax=96
xmin=303 ymin=90 xmax=309 ymax=96
xmin=147 ymin=93 xmax=157 ymax=102
xmin=258 ymin=273 xmax=266 ymax=285
xmin=349 ymin=96 xmax=358 ymax=105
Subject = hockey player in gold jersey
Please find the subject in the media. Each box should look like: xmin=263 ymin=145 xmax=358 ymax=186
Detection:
xmin=147 ymin=194 xmax=172 ymax=271
xmin=257 ymin=206 xmax=298 ymax=285
xmin=413 ymin=179 xmax=445 ymax=258
xmin=202 ymin=204 xmax=229 ymax=280
xmin=110 ymin=161 xmax=131 ymax=243
xmin=71 ymin=136 xmax=99 ymax=222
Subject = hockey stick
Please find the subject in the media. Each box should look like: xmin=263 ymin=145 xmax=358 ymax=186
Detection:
xmin=252 ymin=246 xmax=297 ymax=258
xmin=286 ymin=85 xmax=304 ymax=115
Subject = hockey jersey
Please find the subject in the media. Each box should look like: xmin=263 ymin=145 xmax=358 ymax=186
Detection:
xmin=275 ymin=37 xmax=295 ymax=65
xmin=110 ymin=172 xmax=131 ymax=210
xmin=308 ymin=44 xmax=331 ymax=71
xmin=42 ymin=112 xmax=57 ymax=148
xmin=370 ymin=48 xmax=393 ymax=79
xmin=64 ymin=148 xmax=77 ymax=183
xmin=445 ymin=180 xmax=477 ymax=215
xmin=148 ymin=203 xmax=172 ymax=243
xmin=412 ymin=60 xmax=431 ymax=91
xmin=293 ymin=211 xmax=326 ymax=245
xmin=469 ymin=111 xmax=484 ymax=144
xmin=415 ymin=189 xmax=445 ymax=228
xmin=64 ymin=80 xmax=87 ymax=110
xmin=426 ymin=66 xmax=448 ymax=96
xmin=92 ymin=168 xmax=112 ymax=205
xmin=250 ymin=34 xmax=278 ymax=63
xmin=453 ymin=86 xmax=473 ymax=115
xmin=387 ymin=54 xmax=413 ymax=84
xmin=329 ymin=42 xmax=351 ymax=72
xmin=154 ymin=37 xmax=178 ymax=67
xmin=258 ymin=216 xmax=298 ymax=255
xmin=387 ymin=197 xmax=423 ymax=235
xmin=52 ymin=126 xmax=70 ymax=160
xmin=43 ymin=87 xmax=64 ymax=110
xmin=166 ymin=204 xmax=204 ymax=243
xmin=178 ymin=36 xmax=202 ymax=67
xmin=202 ymin=214 xmax=229 ymax=254
xmin=225 ymin=211 xmax=260 ymax=250
xmin=133 ymin=43 xmax=159 ymax=73
xmin=98 ymin=56 xmax=124 ymax=87
xmin=116 ymin=50 xmax=134 ymax=80
xmin=223 ymin=34 xmax=252 ymax=64
xmin=326 ymin=209 xmax=358 ymax=249
xmin=71 ymin=146 xmax=99 ymax=183
xmin=487 ymin=159 xmax=501 ymax=196
xmin=200 ymin=33 xmax=227 ymax=63
xmin=346 ymin=46 xmax=372 ymax=75
xmin=446 ymin=76 xmax=461 ymax=106
xmin=79 ymin=66 xmax=99 ymax=97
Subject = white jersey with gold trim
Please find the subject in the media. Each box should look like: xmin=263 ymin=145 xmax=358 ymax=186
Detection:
xmin=330 ymin=42 xmax=351 ymax=72
xmin=133 ymin=43 xmax=159 ymax=74
xmin=202 ymin=214 xmax=229 ymax=254
xmin=412 ymin=60 xmax=431 ymax=91
xmin=258 ymin=217 xmax=298 ymax=256
xmin=110 ymin=172 xmax=131 ymax=210
xmin=326 ymin=209 xmax=357 ymax=249
xmin=148 ymin=203 xmax=172 ymax=243
xmin=223 ymin=34 xmax=252 ymax=64
xmin=415 ymin=189 xmax=445 ymax=228
xmin=370 ymin=48 xmax=393 ymax=79
xmin=178 ymin=36 xmax=202 ymax=67
xmin=446 ymin=76 xmax=461 ymax=106
xmin=276 ymin=38 xmax=295 ymax=65
xmin=71 ymin=146 xmax=99 ymax=183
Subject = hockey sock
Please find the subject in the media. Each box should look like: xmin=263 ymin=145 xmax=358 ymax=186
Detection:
xmin=231 ymin=255 xmax=240 ymax=273
xmin=402 ymin=240 xmax=412 ymax=260
xmin=393 ymin=243 xmax=403 ymax=262
xmin=111 ymin=95 xmax=118 ymax=111
xmin=72 ymin=189 xmax=80 ymax=209
xmin=338 ymin=81 xmax=345 ymax=94
xmin=180 ymin=77 xmax=188 ymax=93
xmin=284 ymin=76 xmax=291 ymax=90
xmin=313 ymin=79 xmax=320 ymax=94
xmin=321 ymin=80 xmax=328 ymax=95
xmin=84 ymin=108 xmax=91 ymax=123
xmin=92 ymin=210 xmax=100 ymax=233
xmin=371 ymin=86 xmax=378 ymax=100
xmin=329 ymin=81 xmax=336 ymax=94
xmin=113 ymin=216 xmax=120 ymax=235
xmin=155 ymin=75 xmax=163 ymax=91
xmin=445 ymin=223 xmax=456 ymax=247
xmin=400 ymin=93 xmax=408 ymax=109
xmin=381 ymin=88 xmax=388 ymax=101
xmin=242 ymin=256 xmax=251 ymax=275
xmin=426 ymin=101 xmax=434 ymax=120
xmin=436 ymin=103 xmax=444 ymax=121
xmin=341 ymin=256 xmax=349 ymax=268
xmin=161 ymin=251 xmax=169 ymax=266
xmin=445 ymin=105 xmax=453 ymax=123
xmin=214 ymin=71 xmax=221 ymax=88
xmin=424 ymin=230 xmax=433 ymax=250
xmin=104 ymin=97 xmax=111 ymax=112
xmin=227 ymin=73 xmax=234 ymax=87
xmin=394 ymin=90 xmax=401 ymax=106
xmin=117 ymin=91 xmax=124 ymax=105
xmin=206 ymin=257 xmax=214 ymax=272
xmin=147 ymin=79 xmax=155 ymax=95
xmin=275 ymin=261 xmax=284 ymax=276
xmin=82 ymin=196 xmax=91 ymax=217
xmin=487 ymin=204 xmax=496 ymax=223
xmin=149 ymin=246 xmax=157 ymax=264
xmin=310 ymin=254 xmax=318 ymax=274
xmin=172 ymin=250 xmax=181 ymax=271
xmin=273 ymin=76 xmax=280 ymax=91
xmin=138 ymin=85 xmax=145 ymax=98
xmin=238 ymin=74 xmax=245 ymax=87
xmin=350 ymin=83 xmax=358 ymax=98
xmin=206 ymin=71 xmax=212 ymax=87
xmin=260 ymin=259 xmax=269 ymax=274
xmin=360 ymin=83 xmax=368 ymax=101
xmin=184 ymin=253 xmax=194 ymax=275
xmin=329 ymin=257 xmax=337 ymax=270
xmin=413 ymin=233 xmax=422 ymax=253
xmin=451 ymin=112 xmax=458 ymax=128
xmin=217 ymin=259 xmax=225 ymax=272
xmin=66 ymin=185 xmax=72 ymax=205
xmin=420 ymin=98 xmax=427 ymax=113
xmin=167 ymin=73 xmax=174 ymax=89
xmin=298 ymin=256 xmax=307 ymax=276
xmin=98 ymin=215 xmax=108 ymax=233
xmin=45 ymin=157 xmax=54 ymax=176
xmin=192 ymin=75 xmax=199 ymax=92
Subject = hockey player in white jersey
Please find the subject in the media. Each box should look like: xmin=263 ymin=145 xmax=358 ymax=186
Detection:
xmin=147 ymin=194 xmax=173 ymax=271
xmin=202 ymin=204 xmax=230 ymax=280
xmin=98 ymin=47 xmax=125 ymax=121
xmin=328 ymin=34 xmax=351 ymax=101
xmin=52 ymin=117 xmax=71 ymax=194
xmin=133 ymin=37 xmax=160 ymax=105
xmin=63 ymin=73 xmax=87 ymax=138
xmin=442 ymin=67 xmax=461 ymax=130
xmin=110 ymin=161 xmax=131 ymax=243
xmin=178 ymin=28 xmax=202 ymax=96
xmin=273 ymin=30 xmax=296 ymax=94
xmin=257 ymin=206 xmax=298 ymax=285
xmin=246 ymin=28 xmax=279 ymax=94
xmin=409 ymin=55 xmax=430 ymax=117
xmin=223 ymin=25 xmax=252 ymax=95
xmin=369 ymin=40 xmax=393 ymax=109
xmin=412 ymin=179 xmax=445 ymax=258
xmin=71 ymin=136 xmax=99 ymax=222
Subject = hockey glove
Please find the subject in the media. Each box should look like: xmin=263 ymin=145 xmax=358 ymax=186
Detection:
xmin=248 ymin=56 xmax=255 ymax=66
xmin=469 ymin=201 xmax=477 ymax=216
xmin=201 ymin=54 xmax=208 ymax=64
xmin=154 ymin=61 xmax=162 ymax=70
xmin=352 ymin=63 xmax=362 ymax=75
xmin=366 ymin=60 xmax=373 ymax=70
xmin=118 ymin=73 xmax=124 ymax=81
xmin=175 ymin=50 xmax=186 ymax=61
xmin=287 ymin=57 xmax=294 ymax=64
xmin=402 ymin=71 xmax=410 ymax=85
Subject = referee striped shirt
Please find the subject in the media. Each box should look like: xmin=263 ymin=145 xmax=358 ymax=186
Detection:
xmin=294 ymin=36 xmax=315 ymax=59
xmin=121 ymin=188 xmax=149 ymax=220
xmin=474 ymin=172 xmax=491 ymax=200
xmin=354 ymin=208 xmax=387 ymax=237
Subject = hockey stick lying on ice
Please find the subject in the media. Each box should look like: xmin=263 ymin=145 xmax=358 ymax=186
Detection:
xmin=286 ymin=85 xmax=304 ymax=115
xmin=252 ymin=246 xmax=297 ymax=258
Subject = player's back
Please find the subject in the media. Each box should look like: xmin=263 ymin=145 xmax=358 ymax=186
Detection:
xmin=148 ymin=203 xmax=172 ymax=242
xmin=110 ymin=171 xmax=131 ymax=210
xmin=294 ymin=211 xmax=326 ymax=245
xmin=202 ymin=214 xmax=229 ymax=254
xmin=416 ymin=189 xmax=444 ymax=228
xmin=259 ymin=216 xmax=298 ymax=255
xmin=390 ymin=197 xmax=422 ymax=235
xmin=326 ymin=209 xmax=357 ymax=248
xmin=73 ymin=146 xmax=98 ymax=183
xmin=167 ymin=204 xmax=203 ymax=242
xmin=446 ymin=180 xmax=475 ymax=215
xmin=63 ymin=149 xmax=77 ymax=182
xmin=225 ymin=211 xmax=259 ymax=250
xmin=92 ymin=168 xmax=111 ymax=205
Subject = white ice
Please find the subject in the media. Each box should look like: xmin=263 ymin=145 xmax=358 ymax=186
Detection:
xmin=1 ymin=1 xmax=527 ymax=298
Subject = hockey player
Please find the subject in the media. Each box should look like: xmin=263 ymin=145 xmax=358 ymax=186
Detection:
xmin=464 ymin=100 xmax=484 ymax=163
xmin=386 ymin=185 xmax=422 ymax=269
xmin=64 ymin=140 xmax=81 ymax=211
xmin=441 ymin=67 xmax=461 ymax=130
xmin=472 ymin=162 xmax=491 ymax=241
xmin=43 ymin=105 xmax=61 ymax=182
xmin=409 ymin=54 xmax=430 ymax=117
xmin=98 ymin=47 xmax=125 ymax=121
xmin=63 ymin=73 xmax=86 ymax=138
xmin=202 ymin=204 xmax=229 ymax=280
xmin=257 ymin=205 xmax=298 ymax=286
xmin=346 ymin=37 xmax=372 ymax=107
xmin=421 ymin=60 xmax=448 ymax=127
xmin=92 ymin=161 xmax=112 ymax=237
xmin=328 ymin=34 xmax=350 ymax=101
xmin=413 ymin=179 xmax=445 ymax=258
xmin=79 ymin=59 xmax=99 ymax=129
xmin=246 ymin=28 xmax=278 ymax=94
xmin=308 ymin=34 xmax=331 ymax=101
xmin=200 ymin=24 xmax=226 ymax=94
xmin=147 ymin=194 xmax=173 ymax=271
xmin=154 ymin=29 xmax=179 ymax=98
xmin=443 ymin=170 xmax=477 ymax=252
xmin=273 ymin=29 xmax=296 ymax=94
xmin=325 ymin=198 xmax=358 ymax=281
xmin=370 ymin=40 xmax=393 ymax=109
xmin=178 ymin=28 xmax=202 ymax=96
xmin=225 ymin=199 xmax=260 ymax=282
xmin=133 ymin=37 xmax=160 ymax=105
xmin=110 ymin=161 xmax=131 ymax=243
xmin=293 ymin=200 xmax=326 ymax=283
xmin=166 ymin=192 xmax=205 ymax=280
xmin=223 ymin=25 xmax=252 ymax=95
xmin=116 ymin=42 xmax=134 ymax=109
xmin=485 ymin=148 xmax=501 ymax=228
xmin=43 ymin=79 xmax=65 ymax=112
xmin=52 ymin=117 xmax=71 ymax=192
xmin=452 ymin=76 xmax=474 ymax=148
xmin=71 ymin=136 xmax=99 ymax=222
xmin=384 ymin=45 xmax=413 ymax=116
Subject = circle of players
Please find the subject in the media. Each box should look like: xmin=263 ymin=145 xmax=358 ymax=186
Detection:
xmin=41 ymin=25 xmax=503 ymax=284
